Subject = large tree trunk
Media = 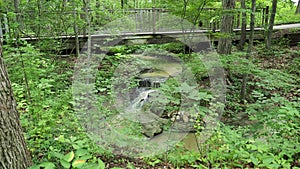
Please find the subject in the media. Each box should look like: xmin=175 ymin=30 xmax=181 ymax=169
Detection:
xmin=237 ymin=0 xmax=247 ymax=51
xmin=265 ymin=0 xmax=277 ymax=49
xmin=0 ymin=42 xmax=32 ymax=168
xmin=296 ymin=0 xmax=300 ymax=14
xmin=240 ymin=0 xmax=256 ymax=102
xmin=217 ymin=0 xmax=235 ymax=55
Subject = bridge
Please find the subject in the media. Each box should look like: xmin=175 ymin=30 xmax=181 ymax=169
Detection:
xmin=1 ymin=7 xmax=300 ymax=54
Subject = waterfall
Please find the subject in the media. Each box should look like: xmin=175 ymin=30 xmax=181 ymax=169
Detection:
xmin=124 ymin=89 xmax=157 ymax=122
xmin=131 ymin=89 xmax=156 ymax=110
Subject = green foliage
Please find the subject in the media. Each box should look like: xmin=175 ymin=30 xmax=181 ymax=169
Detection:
xmin=4 ymin=42 xmax=111 ymax=168
xmin=29 ymin=136 xmax=107 ymax=169
xmin=2 ymin=0 xmax=299 ymax=168
xmin=4 ymin=14 xmax=300 ymax=168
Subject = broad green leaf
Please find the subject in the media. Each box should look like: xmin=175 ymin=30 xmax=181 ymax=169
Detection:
xmin=250 ymin=155 xmax=259 ymax=166
xmin=51 ymin=152 xmax=64 ymax=159
xmin=98 ymin=159 xmax=105 ymax=169
xmin=60 ymin=160 xmax=71 ymax=169
xmin=64 ymin=151 xmax=75 ymax=162
xmin=75 ymin=148 xmax=89 ymax=157
xmin=39 ymin=162 xmax=56 ymax=169
xmin=81 ymin=163 xmax=100 ymax=169
xmin=72 ymin=159 xmax=86 ymax=168
xmin=28 ymin=165 xmax=40 ymax=169
xmin=79 ymin=154 xmax=92 ymax=160
xmin=55 ymin=135 xmax=65 ymax=142
xmin=262 ymin=156 xmax=274 ymax=165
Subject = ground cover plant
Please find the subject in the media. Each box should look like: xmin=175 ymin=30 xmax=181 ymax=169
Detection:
xmin=3 ymin=40 xmax=299 ymax=168
xmin=1 ymin=0 xmax=300 ymax=168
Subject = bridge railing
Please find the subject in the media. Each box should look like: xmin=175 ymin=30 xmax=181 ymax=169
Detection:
xmin=120 ymin=7 xmax=268 ymax=33
xmin=0 ymin=6 xmax=269 ymax=39
xmin=199 ymin=7 xmax=268 ymax=30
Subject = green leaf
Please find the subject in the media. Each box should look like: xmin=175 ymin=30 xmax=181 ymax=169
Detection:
xmin=56 ymin=135 xmax=65 ymax=142
xmin=75 ymin=148 xmax=89 ymax=157
xmin=250 ymin=155 xmax=259 ymax=166
xmin=79 ymin=154 xmax=92 ymax=160
xmin=72 ymin=159 xmax=86 ymax=168
xmin=81 ymin=163 xmax=101 ymax=169
xmin=64 ymin=151 xmax=75 ymax=162
xmin=51 ymin=152 xmax=65 ymax=159
xmin=98 ymin=159 xmax=105 ymax=169
xmin=60 ymin=160 xmax=71 ymax=169
xmin=41 ymin=162 xmax=56 ymax=169
xmin=28 ymin=165 xmax=40 ymax=169
xmin=262 ymin=156 xmax=274 ymax=165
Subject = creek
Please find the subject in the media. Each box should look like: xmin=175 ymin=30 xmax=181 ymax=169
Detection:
xmin=124 ymin=54 xmax=200 ymax=153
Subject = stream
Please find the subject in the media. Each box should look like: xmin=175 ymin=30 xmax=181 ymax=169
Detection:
xmin=126 ymin=54 xmax=200 ymax=152
xmin=101 ymin=53 xmax=200 ymax=156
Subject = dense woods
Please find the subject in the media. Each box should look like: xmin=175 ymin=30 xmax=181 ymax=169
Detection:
xmin=0 ymin=0 xmax=300 ymax=168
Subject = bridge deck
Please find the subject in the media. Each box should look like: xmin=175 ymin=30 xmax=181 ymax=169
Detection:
xmin=19 ymin=23 xmax=300 ymax=41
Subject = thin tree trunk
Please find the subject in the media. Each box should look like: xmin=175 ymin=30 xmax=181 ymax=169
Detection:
xmin=83 ymin=0 xmax=91 ymax=58
xmin=74 ymin=11 xmax=80 ymax=57
xmin=14 ymin=0 xmax=22 ymax=35
xmin=62 ymin=0 xmax=68 ymax=10
xmin=217 ymin=0 xmax=235 ymax=55
xmin=121 ymin=0 xmax=124 ymax=8
xmin=238 ymin=0 xmax=247 ymax=51
xmin=0 ymin=40 xmax=32 ymax=169
xmin=240 ymin=0 xmax=256 ymax=102
xmin=37 ymin=0 xmax=42 ymax=37
xmin=265 ymin=0 xmax=277 ymax=49
xmin=296 ymin=0 xmax=300 ymax=14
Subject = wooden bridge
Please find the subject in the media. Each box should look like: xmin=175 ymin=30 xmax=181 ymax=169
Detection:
xmin=17 ymin=23 xmax=300 ymax=55
xmin=1 ymin=7 xmax=300 ymax=54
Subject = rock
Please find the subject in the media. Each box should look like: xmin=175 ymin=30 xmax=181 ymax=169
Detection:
xmin=139 ymin=111 xmax=168 ymax=137
xmin=182 ymin=113 xmax=189 ymax=123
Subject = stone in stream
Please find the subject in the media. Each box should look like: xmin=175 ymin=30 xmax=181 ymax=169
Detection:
xmin=136 ymin=111 xmax=169 ymax=138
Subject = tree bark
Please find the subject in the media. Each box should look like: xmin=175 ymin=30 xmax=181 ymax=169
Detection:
xmin=296 ymin=0 xmax=300 ymax=14
xmin=14 ymin=0 xmax=22 ymax=34
xmin=121 ymin=0 xmax=124 ymax=8
xmin=217 ymin=0 xmax=235 ymax=55
xmin=237 ymin=0 xmax=247 ymax=51
xmin=240 ymin=0 xmax=256 ymax=102
xmin=265 ymin=0 xmax=277 ymax=49
xmin=83 ymin=0 xmax=91 ymax=58
xmin=0 ymin=41 xmax=32 ymax=168
xmin=62 ymin=0 xmax=68 ymax=10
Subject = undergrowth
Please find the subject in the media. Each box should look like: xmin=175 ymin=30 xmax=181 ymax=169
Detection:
xmin=3 ymin=41 xmax=300 ymax=169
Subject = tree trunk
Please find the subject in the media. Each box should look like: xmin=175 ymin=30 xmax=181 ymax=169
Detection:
xmin=62 ymin=0 xmax=68 ymax=10
xmin=265 ymin=0 xmax=277 ymax=49
xmin=83 ymin=0 xmax=91 ymax=58
xmin=121 ymin=0 xmax=124 ymax=8
xmin=296 ymin=0 xmax=300 ymax=14
xmin=217 ymin=0 xmax=235 ymax=55
xmin=0 ymin=41 xmax=32 ymax=168
xmin=73 ymin=10 xmax=80 ymax=57
xmin=238 ymin=0 xmax=247 ymax=51
xmin=240 ymin=0 xmax=256 ymax=102
xmin=14 ymin=0 xmax=22 ymax=35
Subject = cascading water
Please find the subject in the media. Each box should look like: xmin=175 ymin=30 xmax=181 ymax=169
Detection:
xmin=124 ymin=89 xmax=156 ymax=122
xmin=118 ymin=54 xmax=184 ymax=137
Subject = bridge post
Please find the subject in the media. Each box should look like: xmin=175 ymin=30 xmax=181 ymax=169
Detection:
xmin=152 ymin=7 xmax=156 ymax=34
